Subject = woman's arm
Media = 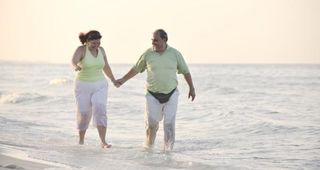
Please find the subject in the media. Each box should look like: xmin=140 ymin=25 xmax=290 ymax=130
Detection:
xmin=100 ymin=47 xmax=116 ymax=83
xmin=71 ymin=46 xmax=85 ymax=71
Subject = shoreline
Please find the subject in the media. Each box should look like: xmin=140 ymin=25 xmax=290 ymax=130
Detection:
xmin=0 ymin=145 xmax=71 ymax=170
xmin=0 ymin=154 xmax=54 ymax=170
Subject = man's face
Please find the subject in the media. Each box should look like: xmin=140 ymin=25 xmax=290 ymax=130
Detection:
xmin=152 ymin=32 xmax=165 ymax=51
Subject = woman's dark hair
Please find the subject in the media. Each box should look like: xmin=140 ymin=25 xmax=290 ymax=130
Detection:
xmin=154 ymin=29 xmax=168 ymax=42
xmin=79 ymin=30 xmax=102 ymax=44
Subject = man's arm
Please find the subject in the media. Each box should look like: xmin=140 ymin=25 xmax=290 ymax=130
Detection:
xmin=183 ymin=73 xmax=196 ymax=101
xmin=117 ymin=67 xmax=139 ymax=85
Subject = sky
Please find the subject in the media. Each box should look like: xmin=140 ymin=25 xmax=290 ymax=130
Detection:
xmin=0 ymin=0 xmax=319 ymax=64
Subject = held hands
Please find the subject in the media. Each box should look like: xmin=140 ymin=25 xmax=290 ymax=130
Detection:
xmin=112 ymin=78 xmax=125 ymax=88
xmin=113 ymin=81 xmax=121 ymax=88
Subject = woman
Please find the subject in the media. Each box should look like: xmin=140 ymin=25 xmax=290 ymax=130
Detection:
xmin=71 ymin=30 xmax=118 ymax=148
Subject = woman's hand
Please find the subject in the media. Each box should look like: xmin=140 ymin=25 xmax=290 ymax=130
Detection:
xmin=74 ymin=65 xmax=82 ymax=71
xmin=113 ymin=79 xmax=123 ymax=88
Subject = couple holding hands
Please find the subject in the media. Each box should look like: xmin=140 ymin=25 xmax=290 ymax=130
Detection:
xmin=71 ymin=29 xmax=195 ymax=151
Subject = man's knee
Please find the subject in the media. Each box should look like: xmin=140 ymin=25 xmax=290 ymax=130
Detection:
xmin=164 ymin=122 xmax=174 ymax=129
xmin=145 ymin=120 xmax=159 ymax=131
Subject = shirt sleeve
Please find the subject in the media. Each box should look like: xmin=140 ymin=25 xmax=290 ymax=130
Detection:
xmin=175 ymin=50 xmax=190 ymax=74
xmin=133 ymin=50 xmax=147 ymax=73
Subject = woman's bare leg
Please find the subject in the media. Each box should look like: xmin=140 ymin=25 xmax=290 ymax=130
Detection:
xmin=97 ymin=125 xmax=111 ymax=148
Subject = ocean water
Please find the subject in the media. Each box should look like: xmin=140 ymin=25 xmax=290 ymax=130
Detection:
xmin=0 ymin=62 xmax=319 ymax=170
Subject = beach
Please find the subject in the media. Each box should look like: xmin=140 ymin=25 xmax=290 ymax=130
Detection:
xmin=0 ymin=154 xmax=54 ymax=170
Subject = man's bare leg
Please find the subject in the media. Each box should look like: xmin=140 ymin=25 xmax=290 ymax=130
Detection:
xmin=79 ymin=130 xmax=86 ymax=145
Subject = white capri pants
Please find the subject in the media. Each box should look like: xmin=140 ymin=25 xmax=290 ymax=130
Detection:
xmin=74 ymin=79 xmax=108 ymax=131
xmin=145 ymin=89 xmax=179 ymax=150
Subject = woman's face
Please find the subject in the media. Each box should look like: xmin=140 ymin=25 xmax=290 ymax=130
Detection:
xmin=87 ymin=39 xmax=101 ymax=50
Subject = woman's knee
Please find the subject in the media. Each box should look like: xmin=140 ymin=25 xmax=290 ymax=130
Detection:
xmin=77 ymin=112 xmax=91 ymax=129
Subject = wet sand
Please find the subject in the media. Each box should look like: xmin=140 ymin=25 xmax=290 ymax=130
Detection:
xmin=0 ymin=154 xmax=54 ymax=170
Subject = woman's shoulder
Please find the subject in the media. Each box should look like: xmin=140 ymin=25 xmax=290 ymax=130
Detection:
xmin=76 ymin=45 xmax=86 ymax=52
xmin=74 ymin=46 xmax=86 ymax=60
xmin=98 ymin=47 xmax=107 ymax=57
xmin=98 ymin=46 xmax=106 ymax=53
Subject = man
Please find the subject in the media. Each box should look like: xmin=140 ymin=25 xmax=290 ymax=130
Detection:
xmin=117 ymin=29 xmax=196 ymax=151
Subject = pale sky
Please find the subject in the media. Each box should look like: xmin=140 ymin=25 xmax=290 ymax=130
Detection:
xmin=0 ymin=0 xmax=319 ymax=64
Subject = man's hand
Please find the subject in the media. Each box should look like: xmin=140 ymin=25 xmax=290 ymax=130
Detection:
xmin=188 ymin=88 xmax=196 ymax=101
xmin=114 ymin=78 xmax=125 ymax=88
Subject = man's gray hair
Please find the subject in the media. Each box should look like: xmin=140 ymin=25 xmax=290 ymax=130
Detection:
xmin=154 ymin=29 xmax=168 ymax=42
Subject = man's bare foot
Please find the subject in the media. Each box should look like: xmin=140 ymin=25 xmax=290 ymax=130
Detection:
xmin=79 ymin=141 xmax=84 ymax=145
xmin=101 ymin=143 xmax=112 ymax=148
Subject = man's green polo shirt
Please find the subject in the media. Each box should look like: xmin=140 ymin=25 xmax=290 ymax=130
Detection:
xmin=133 ymin=45 xmax=190 ymax=94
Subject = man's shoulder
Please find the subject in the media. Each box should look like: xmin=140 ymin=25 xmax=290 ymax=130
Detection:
xmin=143 ymin=48 xmax=154 ymax=55
xmin=167 ymin=45 xmax=180 ymax=53
xmin=167 ymin=46 xmax=182 ymax=57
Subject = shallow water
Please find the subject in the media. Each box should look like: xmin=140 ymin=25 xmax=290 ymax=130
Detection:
xmin=0 ymin=62 xmax=319 ymax=169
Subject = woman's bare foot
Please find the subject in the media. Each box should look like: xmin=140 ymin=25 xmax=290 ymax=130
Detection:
xmin=101 ymin=143 xmax=112 ymax=148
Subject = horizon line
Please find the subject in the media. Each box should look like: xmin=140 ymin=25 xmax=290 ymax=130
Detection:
xmin=0 ymin=59 xmax=319 ymax=65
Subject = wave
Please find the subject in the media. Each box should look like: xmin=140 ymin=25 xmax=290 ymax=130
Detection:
xmin=216 ymin=86 xmax=239 ymax=95
xmin=0 ymin=92 xmax=46 ymax=104
xmin=49 ymin=78 xmax=72 ymax=85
